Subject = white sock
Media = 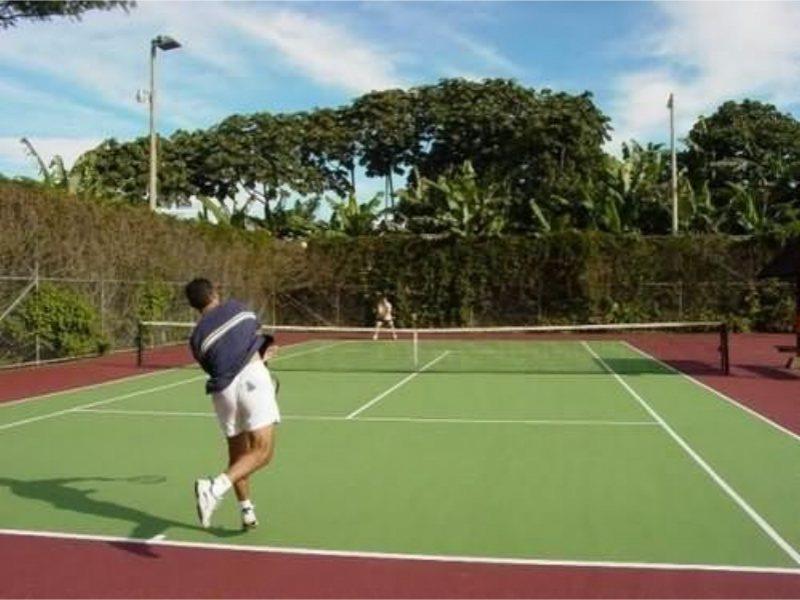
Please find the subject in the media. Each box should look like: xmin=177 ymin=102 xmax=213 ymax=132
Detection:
xmin=210 ymin=473 xmax=232 ymax=499
xmin=240 ymin=499 xmax=254 ymax=511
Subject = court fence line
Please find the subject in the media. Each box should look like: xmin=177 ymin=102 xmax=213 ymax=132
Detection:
xmin=2 ymin=268 xmax=769 ymax=370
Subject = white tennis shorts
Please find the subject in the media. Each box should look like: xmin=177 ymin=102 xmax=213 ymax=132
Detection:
xmin=211 ymin=359 xmax=280 ymax=437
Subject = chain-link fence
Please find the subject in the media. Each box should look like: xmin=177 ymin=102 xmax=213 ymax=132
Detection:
xmin=1 ymin=269 xmax=794 ymax=368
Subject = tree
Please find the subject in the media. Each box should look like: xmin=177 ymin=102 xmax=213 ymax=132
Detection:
xmin=260 ymin=197 xmax=324 ymax=238
xmin=0 ymin=1 xmax=133 ymax=28
xmin=327 ymin=194 xmax=383 ymax=236
xmin=414 ymin=79 xmax=611 ymax=232
xmin=720 ymin=182 xmax=799 ymax=235
xmin=19 ymin=137 xmax=74 ymax=191
xmin=71 ymin=135 xmax=194 ymax=206
xmin=296 ymin=108 xmax=356 ymax=197
xmin=395 ymin=162 xmax=510 ymax=238
xmin=684 ymin=100 xmax=800 ymax=211
xmin=349 ymin=89 xmax=422 ymax=206
xmin=592 ymin=142 xmax=672 ymax=234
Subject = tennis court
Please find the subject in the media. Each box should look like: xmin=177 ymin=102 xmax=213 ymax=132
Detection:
xmin=1 ymin=330 xmax=799 ymax=590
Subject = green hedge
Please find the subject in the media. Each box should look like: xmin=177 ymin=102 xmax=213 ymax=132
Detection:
xmin=0 ymin=184 xmax=794 ymax=365
xmin=304 ymin=233 xmax=791 ymax=329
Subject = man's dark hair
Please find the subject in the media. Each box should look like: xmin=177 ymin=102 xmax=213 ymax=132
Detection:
xmin=185 ymin=278 xmax=215 ymax=311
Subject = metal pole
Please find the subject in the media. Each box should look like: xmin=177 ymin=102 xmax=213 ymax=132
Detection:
xmin=34 ymin=262 xmax=40 ymax=364
xmin=720 ymin=322 xmax=730 ymax=375
xmin=149 ymin=41 xmax=158 ymax=211
xmin=791 ymin=273 xmax=800 ymax=370
xmin=136 ymin=320 xmax=144 ymax=367
xmin=669 ymin=93 xmax=678 ymax=234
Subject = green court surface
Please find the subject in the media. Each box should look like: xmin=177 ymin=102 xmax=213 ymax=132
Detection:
xmin=1 ymin=339 xmax=798 ymax=572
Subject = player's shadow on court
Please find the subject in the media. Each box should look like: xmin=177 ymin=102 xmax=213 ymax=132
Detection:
xmin=0 ymin=475 xmax=243 ymax=558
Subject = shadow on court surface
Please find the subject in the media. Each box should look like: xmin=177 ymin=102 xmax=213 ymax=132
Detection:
xmin=0 ymin=476 xmax=243 ymax=558
xmin=272 ymin=357 xmax=682 ymax=376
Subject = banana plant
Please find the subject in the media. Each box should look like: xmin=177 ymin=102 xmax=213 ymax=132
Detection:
xmin=678 ymin=178 xmax=723 ymax=233
xmin=327 ymin=193 xmax=383 ymax=236
xmin=20 ymin=138 xmax=75 ymax=192
xmin=721 ymin=182 xmax=797 ymax=235
xmin=595 ymin=141 xmax=670 ymax=233
xmin=395 ymin=162 xmax=509 ymax=237
xmin=197 ymin=195 xmax=261 ymax=229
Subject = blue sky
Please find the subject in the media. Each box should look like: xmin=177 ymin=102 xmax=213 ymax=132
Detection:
xmin=2 ymin=0 xmax=800 ymax=190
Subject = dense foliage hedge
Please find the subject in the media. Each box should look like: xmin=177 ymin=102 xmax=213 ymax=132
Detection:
xmin=0 ymin=284 xmax=108 ymax=358
xmin=0 ymin=184 xmax=793 ymax=363
xmin=303 ymin=233 xmax=791 ymax=328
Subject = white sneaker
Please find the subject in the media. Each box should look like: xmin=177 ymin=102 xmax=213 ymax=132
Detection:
xmin=194 ymin=478 xmax=218 ymax=528
xmin=242 ymin=505 xmax=259 ymax=530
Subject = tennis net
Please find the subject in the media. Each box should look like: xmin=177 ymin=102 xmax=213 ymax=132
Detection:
xmin=136 ymin=320 xmax=730 ymax=376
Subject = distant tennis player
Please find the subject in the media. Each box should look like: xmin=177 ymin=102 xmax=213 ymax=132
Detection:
xmin=373 ymin=294 xmax=397 ymax=340
xmin=185 ymin=278 xmax=280 ymax=531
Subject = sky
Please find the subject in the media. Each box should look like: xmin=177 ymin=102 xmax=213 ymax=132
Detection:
xmin=2 ymin=0 xmax=800 ymax=191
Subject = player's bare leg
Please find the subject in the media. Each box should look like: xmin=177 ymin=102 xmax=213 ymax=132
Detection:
xmin=195 ymin=425 xmax=277 ymax=529
xmin=227 ymin=433 xmax=259 ymax=528
xmin=373 ymin=320 xmax=383 ymax=340
xmin=227 ymin=433 xmax=250 ymax=500
xmin=388 ymin=319 xmax=398 ymax=340
xmin=226 ymin=425 xmax=276 ymax=484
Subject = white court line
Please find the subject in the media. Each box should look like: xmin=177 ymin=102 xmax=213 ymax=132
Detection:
xmin=345 ymin=351 xmax=451 ymax=419
xmin=271 ymin=341 xmax=351 ymax=363
xmin=357 ymin=416 xmax=658 ymax=427
xmin=0 ymin=376 xmax=205 ymax=432
xmin=0 ymin=341 xmax=344 ymax=433
xmin=76 ymin=408 xmax=214 ymax=418
xmin=0 ymin=367 xmax=185 ymax=408
xmin=0 ymin=528 xmax=797 ymax=575
xmin=582 ymin=341 xmax=800 ymax=567
xmin=0 ymin=339 xmax=335 ymax=410
xmin=622 ymin=340 xmax=800 ymax=443
xmin=73 ymin=408 xmax=658 ymax=427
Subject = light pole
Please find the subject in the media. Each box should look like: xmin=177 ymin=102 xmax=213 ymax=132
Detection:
xmin=148 ymin=35 xmax=181 ymax=211
xmin=668 ymin=92 xmax=678 ymax=234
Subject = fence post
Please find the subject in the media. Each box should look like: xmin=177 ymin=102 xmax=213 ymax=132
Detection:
xmin=34 ymin=262 xmax=40 ymax=365
xmin=99 ymin=278 xmax=106 ymax=337
xmin=136 ymin=320 xmax=144 ymax=367
xmin=720 ymin=322 xmax=730 ymax=375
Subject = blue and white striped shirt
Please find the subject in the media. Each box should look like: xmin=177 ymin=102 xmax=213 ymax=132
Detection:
xmin=189 ymin=300 xmax=268 ymax=394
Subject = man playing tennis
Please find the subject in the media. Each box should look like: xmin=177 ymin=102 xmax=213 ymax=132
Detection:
xmin=373 ymin=294 xmax=398 ymax=340
xmin=185 ymin=278 xmax=280 ymax=531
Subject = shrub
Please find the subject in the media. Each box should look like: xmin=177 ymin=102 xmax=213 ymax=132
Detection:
xmin=1 ymin=284 xmax=109 ymax=359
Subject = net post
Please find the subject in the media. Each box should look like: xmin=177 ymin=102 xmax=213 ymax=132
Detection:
xmin=136 ymin=320 xmax=144 ymax=367
xmin=720 ymin=322 xmax=730 ymax=375
xmin=412 ymin=313 xmax=419 ymax=368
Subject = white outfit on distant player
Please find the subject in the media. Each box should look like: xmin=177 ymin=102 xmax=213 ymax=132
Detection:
xmin=373 ymin=297 xmax=397 ymax=340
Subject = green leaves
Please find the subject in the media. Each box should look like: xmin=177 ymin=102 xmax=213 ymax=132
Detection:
xmin=0 ymin=284 xmax=108 ymax=358
xmin=0 ymin=1 xmax=134 ymax=29
xmin=395 ymin=162 xmax=510 ymax=238
xmin=327 ymin=194 xmax=384 ymax=236
xmin=66 ymin=85 xmax=800 ymax=239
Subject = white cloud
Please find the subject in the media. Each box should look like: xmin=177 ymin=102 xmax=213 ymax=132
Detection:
xmin=0 ymin=1 xmax=246 ymax=132
xmin=438 ymin=28 xmax=524 ymax=79
xmin=224 ymin=8 xmax=406 ymax=95
xmin=610 ymin=1 xmax=800 ymax=149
